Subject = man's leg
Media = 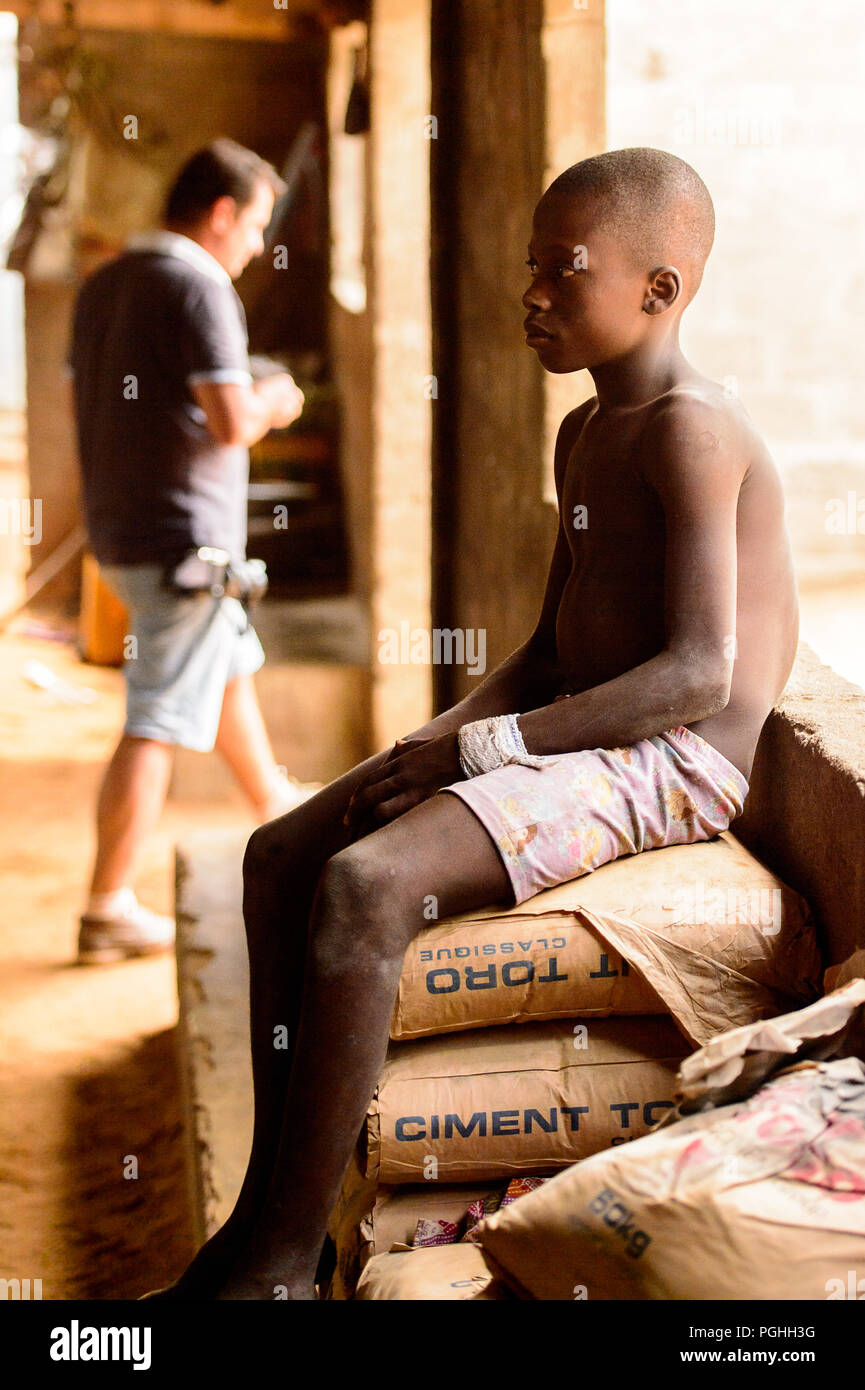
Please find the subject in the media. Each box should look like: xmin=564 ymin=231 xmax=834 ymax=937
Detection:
xmin=88 ymin=734 xmax=174 ymax=894
xmin=213 ymin=673 xmax=293 ymax=821
xmin=79 ymin=734 xmax=177 ymax=963
xmin=216 ymin=789 xmax=511 ymax=1299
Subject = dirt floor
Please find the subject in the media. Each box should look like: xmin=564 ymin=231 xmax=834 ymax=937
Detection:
xmin=0 ymin=618 xmax=262 ymax=1300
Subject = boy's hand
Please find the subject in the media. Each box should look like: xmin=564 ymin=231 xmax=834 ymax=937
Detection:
xmin=344 ymin=732 xmax=464 ymax=832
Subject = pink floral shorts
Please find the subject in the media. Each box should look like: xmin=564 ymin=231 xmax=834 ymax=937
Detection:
xmin=440 ymin=725 xmax=749 ymax=906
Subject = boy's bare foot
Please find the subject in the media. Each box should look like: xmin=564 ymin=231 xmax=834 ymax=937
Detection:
xmin=141 ymin=1259 xmax=316 ymax=1302
xmin=138 ymin=1219 xmax=252 ymax=1299
xmin=214 ymin=1238 xmax=318 ymax=1299
xmin=211 ymin=1226 xmax=320 ymax=1301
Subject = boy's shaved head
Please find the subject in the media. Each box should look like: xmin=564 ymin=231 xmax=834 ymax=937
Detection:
xmin=544 ymin=147 xmax=715 ymax=302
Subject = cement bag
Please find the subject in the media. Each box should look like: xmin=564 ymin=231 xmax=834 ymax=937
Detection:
xmin=392 ymin=831 xmax=820 ymax=1046
xmin=478 ymin=980 xmax=865 ymax=1300
xmin=355 ymin=1243 xmax=512 ymax=1301
xmin=675 ymin=976 xmax=865 ymax=1111
xmin=364 ymin=1015 xmax=690 ymax=1184
xmin=325 ymin=1148 xmax=379 ymax=1301
xmin=824 ymin=950 xmax=865 ymax=993
xmin=359 ymin=1181 xmax=502 ymax=1254
xmin=327 ymin=1163 xmax=499 ymax=1300
xmin=479 ymin=1056 xmax=865 ymax=1300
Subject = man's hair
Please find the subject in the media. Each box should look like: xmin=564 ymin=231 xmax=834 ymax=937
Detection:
xmin=544 ymin=147 xmax=715 ymax=301
xmin=164 ymin=139 xmax=286 ymax=226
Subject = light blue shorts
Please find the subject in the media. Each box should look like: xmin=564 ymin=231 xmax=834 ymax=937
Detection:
xmin=99 ymin=562 xmax=265 ymax=753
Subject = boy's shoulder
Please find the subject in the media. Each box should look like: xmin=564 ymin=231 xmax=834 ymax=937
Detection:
xmin=642 ymin=380 xmax=766 ymax=490
xmin=554 ymin=377 xmax=768 ymax=497
xmin=647 ymin=378 xmax=746 ymax=432
xmin=553 ymin=397 xmax=597 ymax=489
xmin=556 ymin=376 xmax=751 ymax=440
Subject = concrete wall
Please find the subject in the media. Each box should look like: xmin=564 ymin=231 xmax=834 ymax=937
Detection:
xmin=737 ymin=643 xmax=865 ymax=968
xmin=605 ymin=0 xmax=865 ymax=600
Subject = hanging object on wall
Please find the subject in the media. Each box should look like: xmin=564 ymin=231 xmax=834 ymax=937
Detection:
xmin=343 ymin=40 xmax=369 ymax=135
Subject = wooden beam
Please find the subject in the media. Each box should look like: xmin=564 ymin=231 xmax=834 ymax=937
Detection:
xmin=5 ymin=0 xmax=317 ymax=41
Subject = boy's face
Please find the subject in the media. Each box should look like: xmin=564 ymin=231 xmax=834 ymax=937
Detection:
xmin=523 ymin=191 xmax=651 ymax=373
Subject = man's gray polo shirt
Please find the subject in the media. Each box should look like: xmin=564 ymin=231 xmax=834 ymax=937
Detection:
xmin=69 ymin=230 xmax=253 ymax=567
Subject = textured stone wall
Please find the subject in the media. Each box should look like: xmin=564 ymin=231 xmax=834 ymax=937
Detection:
xmin=737 ymin=643 xmax=865 ymax=967
xmin=605 ymin=0 xmax=865 ymax=595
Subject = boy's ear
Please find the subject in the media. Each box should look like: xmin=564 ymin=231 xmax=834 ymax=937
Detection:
xmin=643 ymin=265 xmax=683 ymax=315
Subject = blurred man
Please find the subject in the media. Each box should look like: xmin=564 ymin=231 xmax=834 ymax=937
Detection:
xmin=69 ymin=139 xmax=305 ymax=963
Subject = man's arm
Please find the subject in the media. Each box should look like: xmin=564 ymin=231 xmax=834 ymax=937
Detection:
xmin=177 ymin=272 xmax=304 ymax=447
xmin=516 ymin=398 xmax=742 ymax=754
xmin=191 ymin=375 xmax=304 ymax=449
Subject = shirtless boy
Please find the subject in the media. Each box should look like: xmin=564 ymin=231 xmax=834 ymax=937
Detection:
xmin=153 ymin=147 xmax=799 ymax=1299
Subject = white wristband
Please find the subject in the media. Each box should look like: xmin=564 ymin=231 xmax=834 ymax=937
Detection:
xmin=457 ymin=713 xmax=547 ymax=777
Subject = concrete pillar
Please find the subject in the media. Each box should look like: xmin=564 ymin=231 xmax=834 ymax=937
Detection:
xmin=437 ymin=0 xmax=551 ymax=710
xmin=541 ymin=0 xmax=606 ymax=502
xmin=327 ymin=21 xmax=373 ymax=612
xmin=368 ymin=0 xmax=433 ymax=747
xmin=23 ymin=282 xmax=82 ymax=611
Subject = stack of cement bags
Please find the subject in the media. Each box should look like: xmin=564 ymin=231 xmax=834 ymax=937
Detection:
xmin=473 ymin=977 xmax=865 ymax=1300
xmin=324 ymin=831 xmax=821 ymax=1300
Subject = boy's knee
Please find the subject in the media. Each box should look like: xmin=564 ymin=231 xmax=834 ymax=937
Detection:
xmin=313 ymin=844 xmax=414 ymax=968
xmin=317 ymin=841 xmax=398 ymax=913
xmin=243 ymin=821 xmax=288 ymax=882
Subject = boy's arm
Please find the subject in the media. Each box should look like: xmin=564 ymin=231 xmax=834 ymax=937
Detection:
xmin=398 ymin=403 xmax=590 ymax=741
xmin=517 ymin=398 xmax=742 ymax=754
xmin=344 ymin=406 xmax=587 ymax=828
